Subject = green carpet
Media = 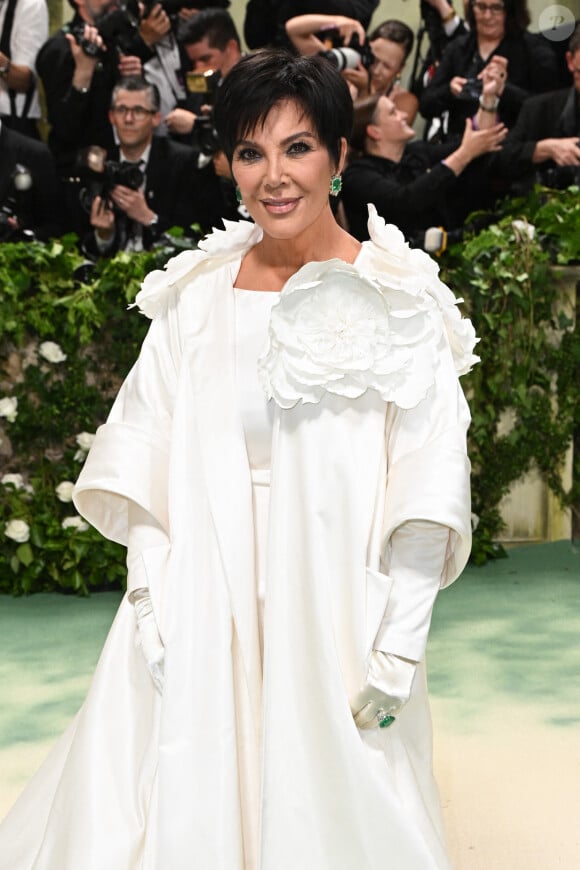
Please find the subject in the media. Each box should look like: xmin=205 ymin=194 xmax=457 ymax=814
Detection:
xmin=1 ymin=541 xmax=579 ymax=868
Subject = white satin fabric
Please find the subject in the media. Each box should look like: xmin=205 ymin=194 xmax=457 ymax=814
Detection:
xmin=0 ymin=231 xmax=473 ymax=870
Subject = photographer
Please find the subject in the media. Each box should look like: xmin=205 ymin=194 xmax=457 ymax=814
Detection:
xmin=418 ymin=0 xmax=559 ymax=141
xmin=0 ymin=118 xmax=63 ymax=240
xmin=493 ymin=24 xmax=580 ymax=191
xmin=139 ymin=0 xmax=231 ymax=131
xmin=82 ymin=76 xmax=201 ymax=257
xmin=285 ymin=14 xmax=419 ymax=122
xmin=342 ymin=69 xmax=507 ymax=243
xmin=0 ymin=0 xmax=48 ymax=139
xmin=164 ymin=8 xmax=242 ymax=141
xmin=36 ymin=0 xmax=147 ymax=189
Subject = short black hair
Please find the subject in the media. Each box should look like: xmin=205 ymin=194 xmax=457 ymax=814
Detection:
xmin=111 ymin=76 xmax=161 ymax=112
xmin=179 ymin=8 xmax=240 ymax=50
xmin=213 ymin=49 xmax=353 ymax=166
xmin=368 ymin=20 xmax=415 ymax=62
xmin=466 ymin=0 xmax=530 ymax=36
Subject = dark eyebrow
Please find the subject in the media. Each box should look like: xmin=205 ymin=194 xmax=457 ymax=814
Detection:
xmin=236 ymin=130 xmax=317 ymax=149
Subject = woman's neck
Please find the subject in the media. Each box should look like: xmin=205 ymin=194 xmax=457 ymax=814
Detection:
xmin=477 ymin=36 xmax=503 ymax=60
xmin=366 ymin=139 xmax=406 ymax=164
xmin=236 ymin=208 xmax=361 ymax=291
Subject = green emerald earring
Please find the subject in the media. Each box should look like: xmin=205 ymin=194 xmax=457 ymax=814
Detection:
xmin=329 ymin=174 xmax=342 ymax=197
xmin=235 ymin=186 xmax=242 ymax=204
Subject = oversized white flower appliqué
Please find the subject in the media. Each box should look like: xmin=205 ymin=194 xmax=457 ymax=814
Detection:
xmin=361 ymin=204 xmax=480 ymax=377
xmin=259 ymin=260 xmax=439 ymax=410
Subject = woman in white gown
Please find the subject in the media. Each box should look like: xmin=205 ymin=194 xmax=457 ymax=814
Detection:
xmin=0 ymin=50 xmax=478 ymax=869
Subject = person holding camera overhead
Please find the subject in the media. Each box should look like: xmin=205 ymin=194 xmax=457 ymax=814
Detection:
xmin=341 ymin=63 xmax=507 ymax=244
xmin=286 ymin=14 xmax=419 ymax=123
xmin=82 ymin=76 xmax=202 ymax=257
xmin=419 ymin=0 xmax=559 ymax=140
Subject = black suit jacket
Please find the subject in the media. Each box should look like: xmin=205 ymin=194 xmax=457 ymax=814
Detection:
xmin=0 ymin=125 xmax=63 ymax=240
xmin=493 ymin=87 xmax=580 ymax=184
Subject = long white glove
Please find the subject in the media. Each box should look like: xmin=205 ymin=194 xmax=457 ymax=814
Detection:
xmin=353 ymin=520 xmax=450 ymax=729
xmin=130 ymin=586 xmax=165 ymax=694
xmin=127 ymin=501 xmax=167 ymax=695
xmin=353 ymin=653 xmax=417 ymax=729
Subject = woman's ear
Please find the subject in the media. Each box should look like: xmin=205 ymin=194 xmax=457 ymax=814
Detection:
xmin=366 ymin=123 xmax=381 ymax=142
xmin=337 ymin=136 xmax=348 ymax=173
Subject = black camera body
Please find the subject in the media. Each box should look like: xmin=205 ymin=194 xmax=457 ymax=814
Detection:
xmin=537 ymin=163 xmax=580 ymax=190
xmin=67 ymin=0 xmax=140 ymax=60
xmin=0 ymin=164 xmax=35 ymax=242
xmin=80 ymin=155 xmax=144 ymax=213
xmin=458 ymin=78 xmax=483 ymax=101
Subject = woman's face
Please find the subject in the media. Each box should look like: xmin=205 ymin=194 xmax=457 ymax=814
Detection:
xmin=368 ymin=38 xmax=406 ymax=94
xmin=471 ymin=0 xmax=506 ymax=42
xmin=232 ymin=99 xmax=344 ymax=243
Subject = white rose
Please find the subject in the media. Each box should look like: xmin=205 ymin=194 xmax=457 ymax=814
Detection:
xmin=1 ymin=473 xmax=25 ymax=489
xmin=39 ymin=341 xmax=67 ymax=363
xmin=56 ymin=481 xmax=75 ymax=502
xmin=512 ymin=219 xmax=535 ymax=242
xmin=0 ymin=396 xmax=18 ymax=422
xmin=62 ymin=515 xmax=89 ymax=532
xmin=5 ymin=519 xmax=30 ymax=543
xmin=75 ymin=431 xmax=95 ymax=451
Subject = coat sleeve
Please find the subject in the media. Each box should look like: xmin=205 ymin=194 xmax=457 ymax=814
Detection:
xmin=382 ymin=325 xmax=473 ymax=588
xmin=73 ymin=299 xmax=180 ymax=549
xmin=372 ymin=326 xmax=472 ymax=661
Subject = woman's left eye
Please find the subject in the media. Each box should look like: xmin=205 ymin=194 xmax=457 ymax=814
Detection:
xmin=287 ymin=141 xmax=312 ymax=156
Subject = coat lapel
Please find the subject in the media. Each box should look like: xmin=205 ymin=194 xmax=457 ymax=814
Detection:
xmin=187 ymin=260 xmax=262 ymax=726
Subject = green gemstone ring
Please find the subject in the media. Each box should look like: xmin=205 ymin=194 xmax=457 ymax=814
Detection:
xmin=377 ymin=710 xmax=395 ymax=729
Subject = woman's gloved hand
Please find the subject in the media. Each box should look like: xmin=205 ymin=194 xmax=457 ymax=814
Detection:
xmin=130 ymin=587 xmax=165 ymax=694
xmin=352 ymin=651 xmax=417 ymax=730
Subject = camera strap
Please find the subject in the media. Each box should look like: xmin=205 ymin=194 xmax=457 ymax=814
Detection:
xmin=0 ymin=0 xmax=35 ymax=119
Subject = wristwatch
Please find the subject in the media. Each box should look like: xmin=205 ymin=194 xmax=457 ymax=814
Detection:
xmin=0 ymin=57 xmax=11 ymax=78
xmin=479 ymin=94 xmax=499 ymax=112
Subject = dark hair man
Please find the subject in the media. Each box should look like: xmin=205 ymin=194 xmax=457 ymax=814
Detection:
xmin=164 ymin=8 xmax=242 ymax=139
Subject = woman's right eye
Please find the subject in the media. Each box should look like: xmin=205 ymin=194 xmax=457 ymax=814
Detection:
xmin=236 ymin=148 xmax=260 ymax=162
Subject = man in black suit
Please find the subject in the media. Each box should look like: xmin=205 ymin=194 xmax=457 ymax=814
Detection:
xmin=0 ymin=120 xmax=63 ymax=240
xmin=83 ymin=76 xmax=204 ymax=257
xmin=496 ymin=23 xmax=580 ymax=189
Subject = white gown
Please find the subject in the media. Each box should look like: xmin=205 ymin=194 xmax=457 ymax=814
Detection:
xmin=0 ymin=209 xmax=476 ymax=869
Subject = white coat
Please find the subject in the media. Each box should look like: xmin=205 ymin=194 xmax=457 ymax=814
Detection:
xmin=0 ymin=207 xmax=475 ymax=870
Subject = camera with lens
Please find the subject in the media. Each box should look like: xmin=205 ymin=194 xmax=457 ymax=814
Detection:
xmin=318 ymin=30 xmax=374 ymax=73
xmin=0 ymin=164 xmax=35 ymax=242
xmin=458 ymin=78 xmax=483 ymax=101
xmin=66 ymin=0 xmax=141 ymax=60
xmin=78 ymin=146 xmax=144 ymax=213
xmin=184 ymin=69 xmax=222 ymax=166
